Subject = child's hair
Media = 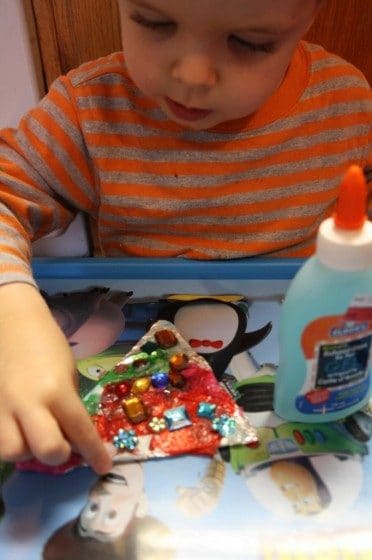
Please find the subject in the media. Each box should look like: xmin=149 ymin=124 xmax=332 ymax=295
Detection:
xmin=43 ymin=516 xmax=175 ymax=560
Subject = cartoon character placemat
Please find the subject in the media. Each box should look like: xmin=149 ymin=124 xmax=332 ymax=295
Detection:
xmin=84 ymin=320 xmax=258 ymax=461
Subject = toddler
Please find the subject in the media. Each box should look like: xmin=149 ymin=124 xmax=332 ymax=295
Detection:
xmin=0 ymin=0 xmax=370 ymax=473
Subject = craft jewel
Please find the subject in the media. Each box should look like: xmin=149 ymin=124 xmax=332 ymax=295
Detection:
xmin=149 ymin=349 xmax=167 ymax=362
xmin=140 ymin=341 xmax=158 ymax=354
xmin=115 ymin=382 xmax=131 ymax=397
xmin=164 ymin=406 xmax=192 ymax=431
xmin=122 ymin=396 xmax=147 ymax=423
xmin=151 ymin=371 xmax=169 ymax=389
xmin=169 ymin=352 xmax=188 ymax=371
xmin=169 ymin=371 xmax=186 ymax=389
xmin=155 ymin=329 xmax=178 ymax=348
xmin=197 ymin=402 xmax=216 ymax=419
xmin=113 ymin=428 xmax=138 ymax=451
xmin=212 ymin=414 xmax=237 ymax=437
xmin=132 ymin=377 xmax=151 ymax=394
xmin=148 ymin=416 xmax=167 ymax=433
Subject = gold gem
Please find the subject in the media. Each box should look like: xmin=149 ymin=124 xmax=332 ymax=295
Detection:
xmin=132 ymin=377 xmax=151 ymax=394
xmin=122 ymin=396 xmax=147 ymax=424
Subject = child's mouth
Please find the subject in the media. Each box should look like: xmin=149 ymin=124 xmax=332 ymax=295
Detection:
xmin=165 ymin=97 xmax=212 ymax=122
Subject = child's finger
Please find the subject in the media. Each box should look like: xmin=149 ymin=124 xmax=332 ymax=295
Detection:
xmin=54 ymin=395 xmax=112 ymax=475
xmin=0 ymin=416 xmax=32 ymax=462
xmin=20 ymin=408 xmax=72 ymax=466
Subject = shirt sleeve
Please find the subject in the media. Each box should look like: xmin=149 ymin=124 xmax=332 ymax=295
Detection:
xmin=0 ymin=76 xmax=98 ymax=286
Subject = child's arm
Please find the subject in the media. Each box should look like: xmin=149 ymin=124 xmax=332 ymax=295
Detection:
xmin=0 ymin=283 xmax=111 ymax=474
xmin=0 ymin=77 xmax=111 ymax=472
xmin=0 ymin=73 xmax=98 ymax=289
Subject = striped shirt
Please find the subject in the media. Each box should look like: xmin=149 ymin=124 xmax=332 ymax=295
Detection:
xmin=0 ymin=41 xmax=371 ymax=286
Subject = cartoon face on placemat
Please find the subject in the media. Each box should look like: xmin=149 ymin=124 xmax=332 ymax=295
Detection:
xmin=85 ymin=320 xmax=257 ymax=461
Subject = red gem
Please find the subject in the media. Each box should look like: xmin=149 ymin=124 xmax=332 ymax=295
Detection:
xmin=155 ymin=329 xmax=178 ymax=348
xmin=116 ymin=382 xmax=130 ymax=397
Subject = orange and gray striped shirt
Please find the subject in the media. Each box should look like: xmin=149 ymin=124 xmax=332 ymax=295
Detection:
xmin=0 ymin=41 xmax=371 ymax=286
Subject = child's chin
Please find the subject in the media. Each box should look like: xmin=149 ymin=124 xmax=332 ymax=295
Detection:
xmin=172 ymin=114 xmax=222 ymax=131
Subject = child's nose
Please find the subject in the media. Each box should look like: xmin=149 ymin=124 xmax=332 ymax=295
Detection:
xmin=171 ymin=53 xmax=217 ymax=88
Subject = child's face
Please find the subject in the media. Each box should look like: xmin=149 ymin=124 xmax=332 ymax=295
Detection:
xmin=119 ymin=0 xmax=318 ymax=130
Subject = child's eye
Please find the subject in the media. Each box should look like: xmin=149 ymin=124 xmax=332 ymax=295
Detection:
xmin=229 ymin=35 xmax=277 ymax=55
xmin=130 ymin=12 xmax=175 ymax=32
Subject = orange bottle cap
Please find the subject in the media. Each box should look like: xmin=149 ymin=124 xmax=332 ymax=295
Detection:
xmin=334 ymin=165 xmax=367 ymax=230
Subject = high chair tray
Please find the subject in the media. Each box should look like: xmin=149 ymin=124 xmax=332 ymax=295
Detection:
xmin=0 ymin=257 xmax=370 ymax=560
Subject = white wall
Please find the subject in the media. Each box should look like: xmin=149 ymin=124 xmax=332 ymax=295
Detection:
xmin=0 ymin=0 xmax=40 ymax=127
xmin=0 ymin=0 xmax=89 ymax=256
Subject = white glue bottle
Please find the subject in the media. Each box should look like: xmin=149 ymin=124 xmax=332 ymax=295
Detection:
xmin=274 ymin=165 xmax=372 ymax=422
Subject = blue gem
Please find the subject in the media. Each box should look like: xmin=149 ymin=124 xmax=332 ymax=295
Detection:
xmin=197 ymin=402 xmax=216 ymax=419
xmin=164 ymin=406 xmax=192 ymax=431
xmin=151 ymin=371 xmax=169 ymax=389
xmin=112 ymin=428 xmax=138 ymax=451
xmin=212 ymin=414 xmax=237 ymax=437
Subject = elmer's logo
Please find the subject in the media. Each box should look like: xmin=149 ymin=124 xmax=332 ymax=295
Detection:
xmin=331 ymin=322 xmax=368 ymax=337
xmin=301 ymin=315 xmax=372 ymax=359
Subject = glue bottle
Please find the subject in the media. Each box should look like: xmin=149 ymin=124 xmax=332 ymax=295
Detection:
xmin=274 ymin=165 xmax=372 ymax=422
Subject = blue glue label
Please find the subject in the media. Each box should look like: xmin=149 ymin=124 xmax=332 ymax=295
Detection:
xmin=296 ymin=300 xmax=371 ymax=415
xmin=316 ymin=335 xmax=371 ymax=388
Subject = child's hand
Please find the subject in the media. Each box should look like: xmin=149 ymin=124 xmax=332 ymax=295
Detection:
xmin=0 ymin=283 xmax=112 ymax=475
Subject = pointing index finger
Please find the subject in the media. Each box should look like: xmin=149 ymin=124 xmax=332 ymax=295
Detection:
xmin=54 ymin=395 xmax=112 ymax=475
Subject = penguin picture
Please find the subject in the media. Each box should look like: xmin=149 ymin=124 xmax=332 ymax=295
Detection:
xmin=157 ymin=295 xmax=272 ymax=379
